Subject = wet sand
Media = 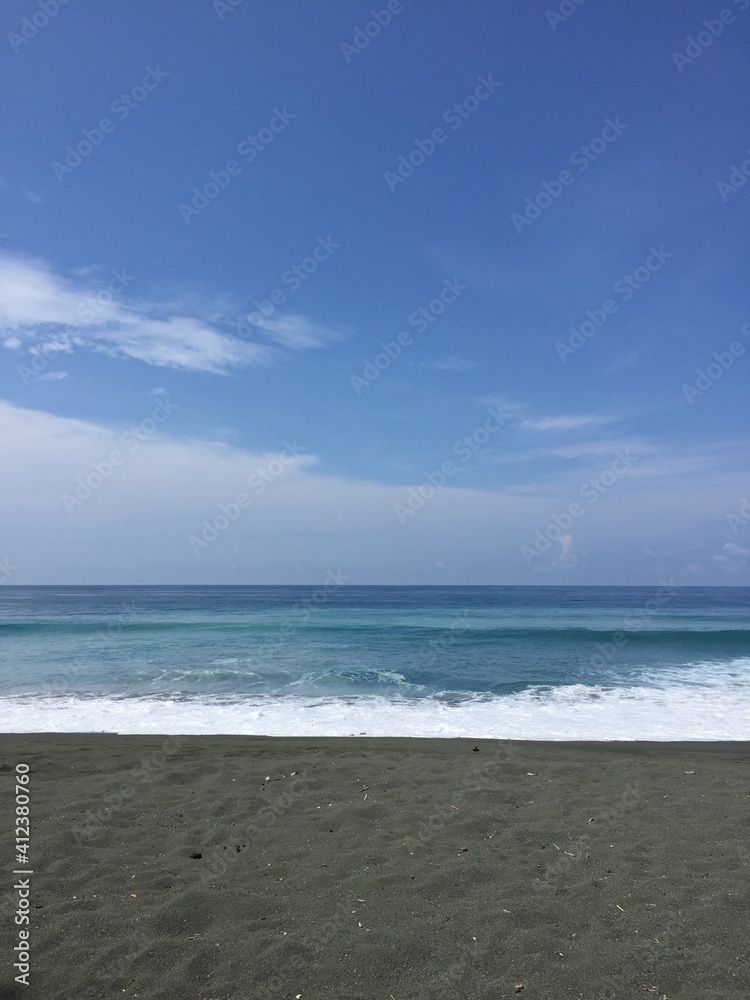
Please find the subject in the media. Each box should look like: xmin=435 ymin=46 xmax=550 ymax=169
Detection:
xmin=1 ymin=735 xmax=748 ymax=999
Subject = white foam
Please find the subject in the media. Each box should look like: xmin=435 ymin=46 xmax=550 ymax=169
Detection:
xmin=1 ymin=680 xmax=749 ymax=739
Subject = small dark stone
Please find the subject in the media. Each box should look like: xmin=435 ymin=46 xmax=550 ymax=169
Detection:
xmin=235 ymin=843 xmax=241 ymax=852
xmin=190 ymin=852 xmax=202 ymax=860
xmin=472 ymin=746 xmax=480 ymax=752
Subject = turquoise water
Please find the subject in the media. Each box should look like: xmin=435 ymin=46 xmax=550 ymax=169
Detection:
xmin=1 ymin=586 xmax=748 ymax=738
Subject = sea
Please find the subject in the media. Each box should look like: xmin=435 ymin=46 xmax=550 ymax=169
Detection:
xmin=0 ymin=585 xmax=748 ymax=740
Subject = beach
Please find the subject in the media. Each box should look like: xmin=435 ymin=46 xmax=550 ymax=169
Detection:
xmin=1 ymin=735 xmax=748 ymax=999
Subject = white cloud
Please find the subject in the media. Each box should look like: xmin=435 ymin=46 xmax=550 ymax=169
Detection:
xmin=520 ymin=414 xmax=614 ymax=432
xmin=1 ymin=400 xmax=749 ymax=584
xmin=555 ymin=532 xmax=575 ymax=566
xmin=724 ymin=543 xmax=750 ymax=556
xmin=250 ymin=313 xmax=346 ymax=351
xmin=28 ymin=371 xmax=68 ymax=383
xmin=475 ymin=403 xmax=621 ymax=446
xmin=0 ymin=253 xmax=342 ymax=375
xmin=91 ymin=314 xmax=273 ymax=373
xmin=712 ymin=542 xmax=750 ymax=573
xmin=491 ymin=438 xmax=657 ymax=462
xmin=476 ymin=395 xmax=529 ymax=419
xmin=0 ymin=400 xmax=551 ymax=582
xmin=532 ymin=439 xmax=654 ymax=460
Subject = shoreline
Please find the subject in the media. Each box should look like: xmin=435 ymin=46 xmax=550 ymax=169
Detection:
xmin=2 ymin=686 xmax=746 ymax=741
xmin=2 ymin=735 xmax=748 ymax=998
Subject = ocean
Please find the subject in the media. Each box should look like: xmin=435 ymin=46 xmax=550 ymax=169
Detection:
xmin=0 ymin=585 xmax=748 ymax=739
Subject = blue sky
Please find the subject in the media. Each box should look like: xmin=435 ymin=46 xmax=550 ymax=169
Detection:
xmin=1 ymin=0 xmax=749 ymax=584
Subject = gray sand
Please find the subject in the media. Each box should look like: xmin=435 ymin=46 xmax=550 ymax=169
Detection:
xmin=1 ymin=735 xmax=748 ymax=999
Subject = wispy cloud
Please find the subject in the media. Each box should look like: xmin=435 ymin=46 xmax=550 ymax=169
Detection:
xmin=0 ymin=174 xmax=43 ymax=205
xmin=422 ymin=355 xmax=476 ymax=372
xmin=92 ymin=315 xmax=273 ymax=374
xmin=28 ymin=371 xmax=68 ymax=383
xmin=249 ymin=313 xmax=347 ymax=351
xmin=475 ymin=398 xmax=618 ymax=439
xmin=520 ymin=414 xmax=614 ymax=432
xmin=529 ymin=438 xmax=653 ymax=460
xmin=0 ymin=254 xmax=343 ymax=375
xmin=712 ymin=542 xmax=750 ymax=573
xmin=476 ymin=395 xmax=529 ymax=418
xmin=489 ymin=437 xmax=656 ymax=464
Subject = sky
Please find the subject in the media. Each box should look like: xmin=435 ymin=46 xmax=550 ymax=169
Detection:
xmin=1 ymin=0 xmax=749 ymax=585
